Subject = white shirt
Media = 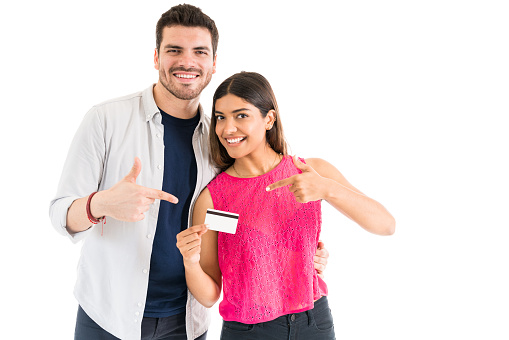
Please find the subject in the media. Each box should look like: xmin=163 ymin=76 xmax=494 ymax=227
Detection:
xmin=49 ymin=85 xmax=217 ymax=340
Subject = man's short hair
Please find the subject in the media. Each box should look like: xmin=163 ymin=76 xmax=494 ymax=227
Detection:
xmin=156 ymin=4 xmax=219 ymax=56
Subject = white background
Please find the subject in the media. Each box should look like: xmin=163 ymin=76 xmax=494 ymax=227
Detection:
xmin=1 ymin=0 xmax=508 ymax=339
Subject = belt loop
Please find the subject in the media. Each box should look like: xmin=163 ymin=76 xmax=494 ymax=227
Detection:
xmin=307 ymin=308 xmax=315 ymax=326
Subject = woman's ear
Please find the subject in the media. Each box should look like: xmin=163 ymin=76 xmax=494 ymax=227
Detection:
xmin=266 ymin=110 xmax=276 ymax=130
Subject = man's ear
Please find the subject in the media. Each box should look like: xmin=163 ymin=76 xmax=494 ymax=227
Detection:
xmin=212 ymin=54 xmax=217 ymax=74
xmin=154 ymin=48 xmax=160 ymax=71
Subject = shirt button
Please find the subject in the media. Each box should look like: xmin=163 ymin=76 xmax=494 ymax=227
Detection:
xmin=135 ymin=312 xmax=140 ymax=316
xmin=147 ymin=234 xmax=153 ymax=239
xmin=134 ymin=319 xmax=138 ymax=323
xmin=146 ymin=114 xmax=151 ymax=120
xmin=156 ymin=133 xmax=161 ymax=138
xmin=138 ymin=302 xmax=143 ymax=307
xmin=157 ymin=165 xmax=162 ymax=170
xmin=290 ymin=314 xmax=296 ymax=321
xmin=143 ymin=269 xmax=148 ymax=274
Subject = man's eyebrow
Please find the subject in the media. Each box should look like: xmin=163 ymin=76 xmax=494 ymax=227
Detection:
xmin=163 ymin=44 xmax=183 ymax=50
xmin=162 ymin=45 xmax=211 ymax=51
xmin=194 ymin=46 xmax=211 ymax=51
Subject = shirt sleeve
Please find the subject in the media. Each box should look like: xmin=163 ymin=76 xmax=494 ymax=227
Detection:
xmin=49 ymin=106 xmax=106 ymax=243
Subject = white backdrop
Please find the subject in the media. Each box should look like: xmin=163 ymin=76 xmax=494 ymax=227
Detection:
xmin=1 ymin=0 xmax=508 ymax=339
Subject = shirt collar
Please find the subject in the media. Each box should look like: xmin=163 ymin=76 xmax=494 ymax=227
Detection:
xmin=142 ymin=84 xmax=160 ymax=122
xmin=142 ymin=84 xmax=207 ymax=134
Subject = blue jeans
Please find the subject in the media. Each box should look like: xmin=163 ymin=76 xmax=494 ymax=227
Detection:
xmin=220 ymin=296 xmax=335 ymax=340
xmin=74 ymin=306 xmax=207 ymax=340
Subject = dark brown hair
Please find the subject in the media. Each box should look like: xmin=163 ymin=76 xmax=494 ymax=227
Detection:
xmin=210 ymin=72 xmax=288 ymax=171
xmin=156 ymin=4 xmax=219 ymax=55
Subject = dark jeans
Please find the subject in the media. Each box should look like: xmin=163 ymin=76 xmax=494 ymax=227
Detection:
xmin=75 ymin=305 xmax=207 ymax=340
xmin=220 ymin=296 xmax=335 ymax=340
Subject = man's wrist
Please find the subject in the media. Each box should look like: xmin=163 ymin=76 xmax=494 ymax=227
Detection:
xmin=89 ymin=191 xmax=106 ymax=221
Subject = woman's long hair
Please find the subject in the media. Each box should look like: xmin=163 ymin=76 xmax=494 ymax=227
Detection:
xmin=210 ymin=72 xmax=288 ymax=171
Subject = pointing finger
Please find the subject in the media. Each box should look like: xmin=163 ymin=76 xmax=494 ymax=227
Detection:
xmin=146 ymin=188 xmax=179 ymax=204
xmin=266 ymin=176 xmax=295 ymax=192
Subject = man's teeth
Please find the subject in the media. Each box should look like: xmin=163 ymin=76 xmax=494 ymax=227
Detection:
xmin=227 ymin=137 xmax=245 ymax=144
xmin=175 ymin=74 xmax=198 ymax=79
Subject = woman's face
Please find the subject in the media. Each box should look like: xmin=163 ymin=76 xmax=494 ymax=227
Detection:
xmin=214 ymin=94 xmax=275 ymax=159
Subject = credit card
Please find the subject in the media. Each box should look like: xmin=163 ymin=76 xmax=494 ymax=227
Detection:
xmin=205 ymin=209 xmax=239 ymax=234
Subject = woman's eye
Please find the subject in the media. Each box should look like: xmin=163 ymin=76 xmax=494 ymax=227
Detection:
xmin=216 ymin=116 xmax=224 ymax=120
xmin=238 ymin=114 xmax=248 ymax=119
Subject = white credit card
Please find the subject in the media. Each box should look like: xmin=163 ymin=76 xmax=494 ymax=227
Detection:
xmin=205 ymin=209 xmax=239 ymax=234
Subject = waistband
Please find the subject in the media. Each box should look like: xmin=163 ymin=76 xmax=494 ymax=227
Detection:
xmin=273 ymin=296 xmax=329 ymax=326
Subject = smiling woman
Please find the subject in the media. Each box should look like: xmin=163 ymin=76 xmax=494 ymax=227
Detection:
xmin=214 ymin=94 xmax=275 ymax=165
xmin=210 ymin=72 xmax=287 ymax=172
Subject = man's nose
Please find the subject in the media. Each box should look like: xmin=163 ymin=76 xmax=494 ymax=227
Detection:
xmin=178 ymin=51 xmax=196 ymax=68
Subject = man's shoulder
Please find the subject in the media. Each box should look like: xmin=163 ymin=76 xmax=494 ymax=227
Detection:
xmin=93 ymin=88 xmax=146 ymax=110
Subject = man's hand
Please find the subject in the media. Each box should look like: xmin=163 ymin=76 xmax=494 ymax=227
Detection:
xmin=91 ymin=157 xmax=178 ymax=222
xmin=176 ymin=224 xmax=209 ymax=266
xmin=266 ymin=156 xmax=329 ymax=203
xmin=314 ymin=240 xmax=329 ymax=279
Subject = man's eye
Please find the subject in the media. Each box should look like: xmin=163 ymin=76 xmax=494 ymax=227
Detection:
xmin=238 ymin=114 xmax=248 ymax=119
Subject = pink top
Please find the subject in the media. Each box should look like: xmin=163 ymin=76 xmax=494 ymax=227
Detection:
xmin=207 ymin=156 xmax=328 ymax=324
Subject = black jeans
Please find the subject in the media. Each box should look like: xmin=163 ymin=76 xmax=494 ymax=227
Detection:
xmin=74 ymin=306 xmax=207 ymax=340
xmin=220 ymin=296 xmax=335 ymax=340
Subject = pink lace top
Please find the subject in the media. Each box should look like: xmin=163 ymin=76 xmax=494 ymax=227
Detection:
xmin=207 ymin=156 xmax=328 ymax=324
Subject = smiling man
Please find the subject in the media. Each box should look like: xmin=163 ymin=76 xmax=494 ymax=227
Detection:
xmin=155 ymin=25 xmax=216 ymax=104
xmin=49 ymin=4 xmax=328 ymax=340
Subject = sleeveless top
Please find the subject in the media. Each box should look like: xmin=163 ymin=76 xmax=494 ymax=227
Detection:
xmin=207 ymin=155 xmax=328 ymax=324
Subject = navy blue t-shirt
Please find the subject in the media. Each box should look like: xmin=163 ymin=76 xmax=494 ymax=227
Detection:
xmin=144 ymin=109 xmax=199 ymax=317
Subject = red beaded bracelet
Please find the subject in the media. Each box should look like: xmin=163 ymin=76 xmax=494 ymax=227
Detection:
xmin=86 ymin=192 xmax=104 ymax=224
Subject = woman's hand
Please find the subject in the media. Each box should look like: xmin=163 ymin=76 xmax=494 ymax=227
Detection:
xmin=266 ymin=155 xmax=331 ymax=203
xmin=176 ymin=224 xmax=208 ymax=266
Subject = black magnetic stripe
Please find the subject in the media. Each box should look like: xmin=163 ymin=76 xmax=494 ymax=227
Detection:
xmin=206 ymin=210 xmax=239 ymax=219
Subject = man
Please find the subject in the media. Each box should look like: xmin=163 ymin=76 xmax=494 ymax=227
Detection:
xmin=50 ymin=4 xmax=329 ymax=340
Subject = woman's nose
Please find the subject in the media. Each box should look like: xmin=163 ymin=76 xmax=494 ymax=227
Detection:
xmin=223 ymin=118 xmax=237 ymax=134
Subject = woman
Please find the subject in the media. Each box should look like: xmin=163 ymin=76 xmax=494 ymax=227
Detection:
xmin=177 ymin=72 xmax=395 ymax=339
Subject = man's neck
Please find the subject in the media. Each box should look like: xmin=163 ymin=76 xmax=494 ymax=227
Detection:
xmin=153 ymin=82 xmax=201 ymax=119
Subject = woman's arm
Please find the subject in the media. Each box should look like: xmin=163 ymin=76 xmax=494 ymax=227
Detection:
xmin=267 ymin=156 xmax=395 ymax=236
xmin=176 ymin=188 xmax=222 ymax=307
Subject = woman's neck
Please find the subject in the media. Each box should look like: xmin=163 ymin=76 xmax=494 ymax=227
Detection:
xmin=230 ymin=147 xmax=282 ymax=178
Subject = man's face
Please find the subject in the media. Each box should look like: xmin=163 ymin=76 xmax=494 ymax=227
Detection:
xmin=154 ymin=25 xmax=217 ymax=100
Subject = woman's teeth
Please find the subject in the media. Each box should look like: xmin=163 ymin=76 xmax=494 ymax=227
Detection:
xmin=227 ymin=137 xmax=245 ymax=144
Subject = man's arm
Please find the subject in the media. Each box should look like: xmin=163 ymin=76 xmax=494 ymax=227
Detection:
xmin=66 ymin=157 xmax=178 ymax=233
xmin=49 ymin=107 xmax=177 ymax=241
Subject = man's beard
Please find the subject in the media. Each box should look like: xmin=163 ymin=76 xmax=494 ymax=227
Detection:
xmin=159 ymin=67 xmax=212 ymax=100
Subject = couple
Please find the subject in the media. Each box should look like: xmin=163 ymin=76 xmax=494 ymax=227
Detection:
xmin=50 ymin=4 xmax=394 ymax=340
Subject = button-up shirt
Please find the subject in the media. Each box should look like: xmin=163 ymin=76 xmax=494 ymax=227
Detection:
xmin=49 ymin=85 xmax=217 ymax=340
